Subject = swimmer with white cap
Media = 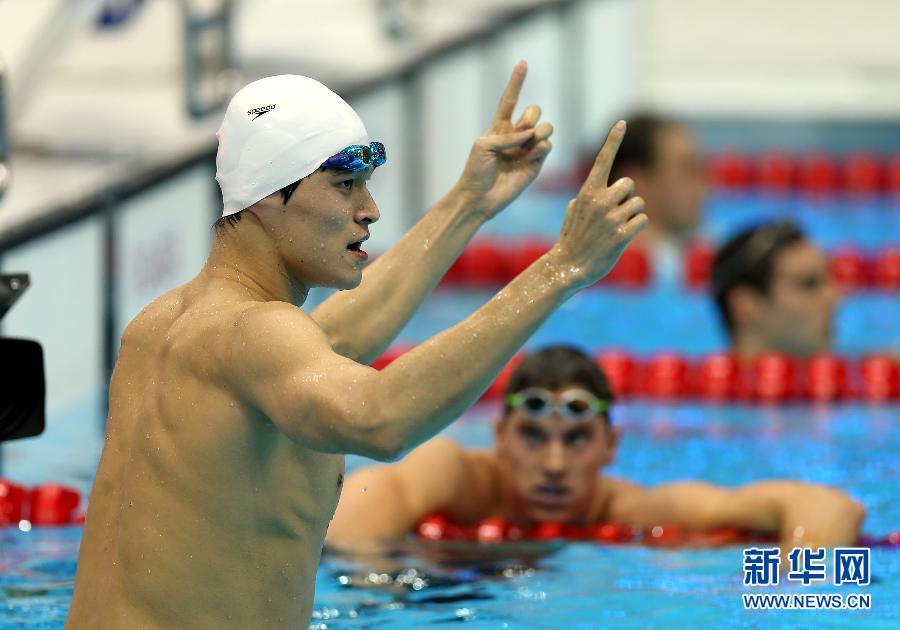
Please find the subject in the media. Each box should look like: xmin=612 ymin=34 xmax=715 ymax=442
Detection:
xmin=67 ymin=63 xmax=647 ymax=629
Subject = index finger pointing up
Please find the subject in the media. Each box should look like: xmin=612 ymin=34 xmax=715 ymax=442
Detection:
xmin=491 ymin=61 xmax=527 ymax=129
xmin=580 ymin=120 xmax=627 ymax=194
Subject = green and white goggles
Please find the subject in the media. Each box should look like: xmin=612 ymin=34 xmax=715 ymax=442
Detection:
xmin=506 ymin=387 xmax=609 ymax=421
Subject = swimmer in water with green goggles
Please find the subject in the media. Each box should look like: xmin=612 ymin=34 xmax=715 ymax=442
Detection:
xmin=328 ymin=346 xmax=865 ymax=553
xmin=68 ymin=63 xmax=649 ymax=630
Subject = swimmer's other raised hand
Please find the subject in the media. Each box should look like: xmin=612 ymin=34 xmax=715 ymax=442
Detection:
xmin=454 ymin=60 xmax=554 ymax=221
xmin=550 ymin=121 xmax=648 ymax=288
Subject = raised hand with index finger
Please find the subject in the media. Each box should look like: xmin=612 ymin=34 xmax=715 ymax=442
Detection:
xmin=550 ymin=121 xmax=649 ymax=288
xmin=453 ymin=61 xmax=555 ymax=221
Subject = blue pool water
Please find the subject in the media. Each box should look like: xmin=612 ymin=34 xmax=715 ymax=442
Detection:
xmin=2 ymin=189 xmax=899 ymax=628
xmin=408 ymin=286 xmax=900 ymax=358
xmin=4 ymin=403 xmax=898 ymax=628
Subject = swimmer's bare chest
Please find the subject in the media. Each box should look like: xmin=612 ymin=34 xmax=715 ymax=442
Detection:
xmin=152 ymin=393 xmax=347 ymax=546
xmin=253 ymin=430 xmax=347 ymax=532
xmin=130 ymin=287 xmax=348 ymax=529
xmin=79 ymin=381 xmax=346 ymax=628
xmin=71 ymin=289 xmax=349 ymax=628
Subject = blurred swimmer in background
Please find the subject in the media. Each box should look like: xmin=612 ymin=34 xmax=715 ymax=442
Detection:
xmin=67 ymin=63 xmax=650 ymax=629
xmin=711 ymin=221 xmax=841 ymax=359
xmin=329 ymin=346 xmax=865 ymax=553
xmin=594 ymin=112 xmax=709 ymax=284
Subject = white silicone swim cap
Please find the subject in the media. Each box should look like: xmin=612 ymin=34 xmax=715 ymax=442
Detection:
xmin=215 ymin=75 xmax=369 ymax=217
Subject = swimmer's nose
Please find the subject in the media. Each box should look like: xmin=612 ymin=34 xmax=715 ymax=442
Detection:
xmin=542 ymin=441 xmax=566 ymax=476
xmin=357 ymin=188 xmax=380 ymax=225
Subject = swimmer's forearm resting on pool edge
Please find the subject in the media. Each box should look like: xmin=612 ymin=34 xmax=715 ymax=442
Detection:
xmin=614 ymin=480 xmax=866 ymax=548
xmin=235 ymin=123 xmax=646 ymax=461
xmin=312 ymin=62 xmax=553 ymax=365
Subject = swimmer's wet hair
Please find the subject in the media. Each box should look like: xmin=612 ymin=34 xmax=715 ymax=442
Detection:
xmin=279 ymin=178 xmax=304 ymax=205
xmin=711 ymin=221 xmax=806 ymax=337
xmin=214 ymin=209 xmax=244 ymax=231
xmin=504 ymin=345 xmax=615 ymax=423
xmin=214 ymin=177 xmax=310 ymax=231
xmin=607 ymin=112 xmax=681 ymax=183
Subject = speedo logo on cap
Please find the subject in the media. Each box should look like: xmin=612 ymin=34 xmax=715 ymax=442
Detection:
xmin=247 ymin=104 xmax=276 ymax=120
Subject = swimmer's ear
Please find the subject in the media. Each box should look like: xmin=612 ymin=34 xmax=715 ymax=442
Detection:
xmin=728 ymin=285 xmax=766 ymax=329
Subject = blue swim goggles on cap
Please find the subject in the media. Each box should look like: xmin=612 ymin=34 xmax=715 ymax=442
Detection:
xmin=506 ymin=387 xmax=609 ymax=421
xmin=320 ymin=142 xmax=386 ymax=172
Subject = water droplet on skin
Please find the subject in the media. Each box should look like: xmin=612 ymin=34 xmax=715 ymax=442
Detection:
xmin=362 ymin=487 xmax=367 ymax=493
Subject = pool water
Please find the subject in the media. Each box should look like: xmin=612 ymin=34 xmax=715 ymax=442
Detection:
xmin=310 ymin=403 xmax=900 ymax=628
xmin=3 ymin=402 xmax=898 ymax=628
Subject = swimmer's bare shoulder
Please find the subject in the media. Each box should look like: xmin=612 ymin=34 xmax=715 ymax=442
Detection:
xmin=593 ymin=476 xmax=645 ymax=524
xmin=117 ymin=291 xmax=351 ymax=422
xmin=224 ymin=299 xmax=389 ymax=450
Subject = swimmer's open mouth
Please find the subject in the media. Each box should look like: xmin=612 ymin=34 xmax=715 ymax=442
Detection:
xmin=535 ymin=485 xmax=569 ymax=496
xmin=347 ymin=235 xmax=369 ymax=256
xmin=532 ymin=485 xmax=571 ymax=506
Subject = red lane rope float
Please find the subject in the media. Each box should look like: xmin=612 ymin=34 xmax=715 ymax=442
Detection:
xmin=706 ymin=151 xmax=900 ymax=196
xmin=612 ymin=351 xmax=900 ymax=403
xmin=0 ymin=480 xmax=83 ymax=527
xmin=371 ymin=346 xmax=900 ymax=404
xmin=614 ymin=351 xmax=900 ymax=404
xmin=436 ymin=238 xmax=900 ymax=292
xmin=553 ymin=150 xmax=900 ymax=197
xmin=3 ymin=480 xmax=896 ymax=549
xmin=441 ymin=238 xmax=652 ymax=289
xmin=550 ymin=151 xmax=900 ymax=197
xmin=416 ymin=515 xmax=900 ymax=549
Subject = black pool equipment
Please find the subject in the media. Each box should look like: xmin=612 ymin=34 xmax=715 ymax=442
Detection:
xmin=0 ymin=273 xmax=45 ymax=442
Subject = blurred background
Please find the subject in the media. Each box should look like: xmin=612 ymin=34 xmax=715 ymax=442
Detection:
xmin=1 ymin=0 xmax=899 ymax=511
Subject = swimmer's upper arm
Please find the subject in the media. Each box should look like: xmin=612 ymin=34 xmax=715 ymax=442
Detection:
xmin=609 ymin=481 xmax=733 ymax=529
xmin=227 ymin=302 xmax=398 ymax=459
xmin=328 ymin=438 xmax=472 ymax=547
xmin=609 ymin=480 xmax=781 ymax=531
xmin=610 ymin=480 xmax=865 ymax=548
